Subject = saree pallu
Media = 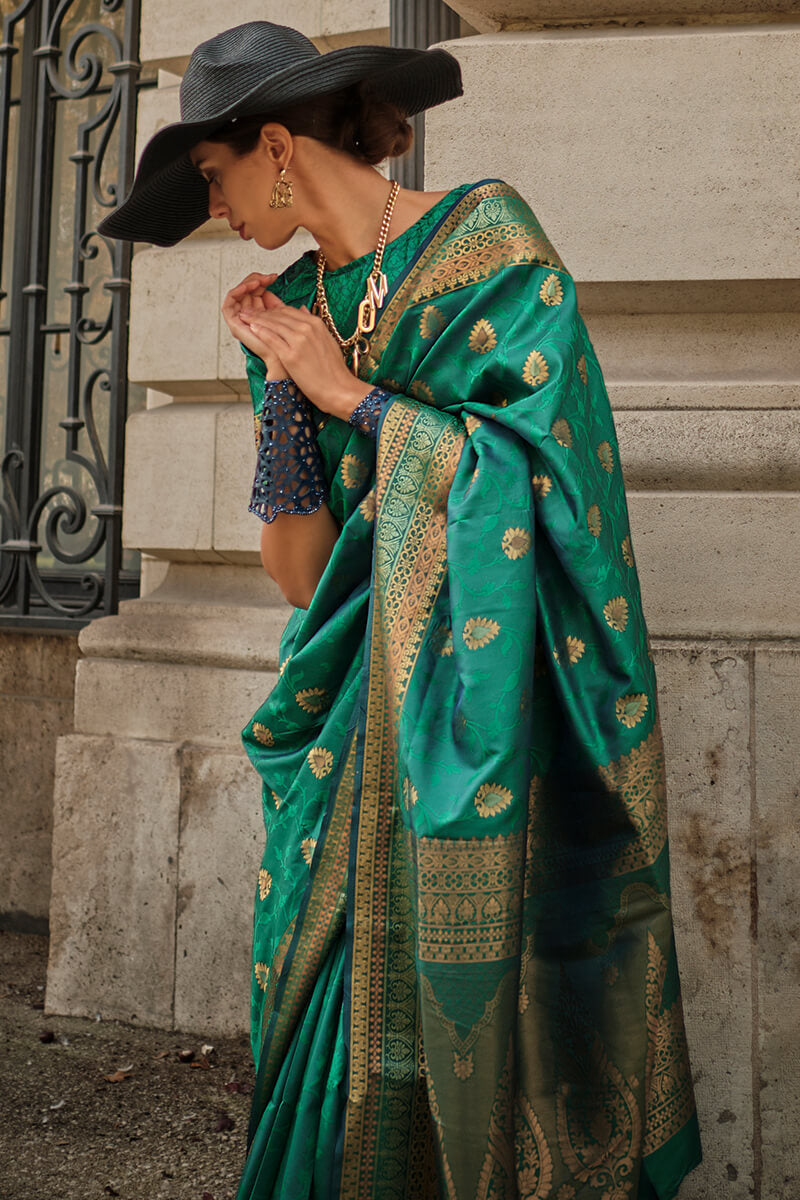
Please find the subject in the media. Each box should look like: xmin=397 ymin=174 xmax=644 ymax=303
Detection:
xmin=236 ymin=180 xmax=702 ymax=1200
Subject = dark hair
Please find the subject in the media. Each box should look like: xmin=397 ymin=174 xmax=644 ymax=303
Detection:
xmin=206 ymin=81 xmax=413 ymax=165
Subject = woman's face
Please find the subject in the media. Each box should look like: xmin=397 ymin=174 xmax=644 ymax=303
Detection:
xmin=190 ymin=137 xmax=295 ymax=249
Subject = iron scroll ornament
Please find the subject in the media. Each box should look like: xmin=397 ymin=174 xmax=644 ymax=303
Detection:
xmin=0 ymin=0 xmax=146 ymax=625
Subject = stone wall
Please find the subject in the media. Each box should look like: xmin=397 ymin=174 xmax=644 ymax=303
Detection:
xmin=0 ymin=631 xmax=79 ymax=931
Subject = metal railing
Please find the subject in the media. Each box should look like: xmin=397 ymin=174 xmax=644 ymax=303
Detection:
xmin=0 ymin=0 xmax=144 ymax=628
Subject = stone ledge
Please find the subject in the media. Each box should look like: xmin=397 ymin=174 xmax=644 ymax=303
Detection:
xmin=426 ymin=27 xmax=800 ymax=281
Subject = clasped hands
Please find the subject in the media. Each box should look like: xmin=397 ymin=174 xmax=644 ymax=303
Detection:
xmin=222 ymin=272 xmax=371 ymax=420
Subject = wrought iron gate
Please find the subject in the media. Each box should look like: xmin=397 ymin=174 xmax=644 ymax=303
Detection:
xmin=0 ymin=0 xmax=145 ymax=627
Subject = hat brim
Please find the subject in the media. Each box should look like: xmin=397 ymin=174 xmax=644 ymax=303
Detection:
xmin=98 ymin=44 xmax=463 ymax=246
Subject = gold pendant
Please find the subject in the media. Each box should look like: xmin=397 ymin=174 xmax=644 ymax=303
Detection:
xmin=368 ymin=272 xmax=388 ymax=311
xmin=357 ymin=296 xmax=375 ymax=335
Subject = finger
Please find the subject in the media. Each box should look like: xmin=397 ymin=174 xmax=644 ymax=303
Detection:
xmin=227 ymin=273 xmax=278 ymax=300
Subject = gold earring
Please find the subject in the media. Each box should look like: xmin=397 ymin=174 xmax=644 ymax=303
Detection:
xmin=269 ymin=168 xmax=293 ymax=209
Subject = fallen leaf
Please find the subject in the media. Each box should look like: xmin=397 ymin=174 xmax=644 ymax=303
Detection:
xmin=177 ymin=1048 xmax=195 ymax=1063
xmin=104 ymin=1070 xmax=132 ymax=1083
xmin=190 ymin=1056 xmax=211 ymax=1070
xmin=153 ymin=1049 xmax=170 ymax=1060
xmin=213 ymin=1111 xmax=235 ymax=1133
xmin=39 ymin=1030 xmax=56 ymax=1044
xmin=223 ymin=1079 xmax=251 ymax=1094
xmin=201 ymin=1043 xmax=214 ymax=1057
xmin=202 ymin=1193 xmax=215 ymax=1200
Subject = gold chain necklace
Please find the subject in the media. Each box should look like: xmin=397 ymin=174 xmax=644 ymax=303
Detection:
xmin=314 ymin=180 xmax=400 ymax=376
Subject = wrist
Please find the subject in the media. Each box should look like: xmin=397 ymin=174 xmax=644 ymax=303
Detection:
xmin=328 ymin=378 xmax=374 ymax=422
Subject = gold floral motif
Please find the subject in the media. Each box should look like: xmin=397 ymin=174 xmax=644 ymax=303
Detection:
xmin=478 ymin=1041 xmax=554 ymax=1200
xmin=416 ymin=833 xmax=524 ymax=963
xmin=518 ymin=985 xmax=530 ymax=1014
xmin=252 ymin=722 xmax=274 ymax=747
xmin=279 ymin=655 xmax=291 ymax=676
xmin=502 ymin=526 xmax=531 ymax=560
xmin=453 ymin=1053 xmax=474 ymax=1080
xmin=468 ymin=318 xmax=497 ymax=354
xmin=359 ymin=489 xmax=376 ymax=523
xmin=587 ymin=504 xmax=602 ymax=537
xmin=557 ymin=1188 xmax=576 ymax=1200
xmin=419 ymin=303 xmax=446 ymax=339
xmin=307 ymin=745 xmax=333 ymax=778
xmin=577 ymin=354 xmax=588 ymax=385
xmin=621 ymin=535 xmax=634 ymax=567
xmin=271 ymin=790 xmax=282 ymax=810
xmin=410 ymin=379 xmax=435 ymax=406
xmin=603 ymin=595 xmax=629 ymax=632
xmin=465 ymin=413 xmax=482 ymax=435
xmin=551 ymin=417 xmax=573 ymax=448
xmin=467 ymin=466 xmax=480 ymax=491
xmin=539 ymin=272 xmax=564 ymax=306
xmin=604 ymin=963 xmax=620 ymax=987
xmin=555 ymin=981 xmax=641 ymax=1198
xmin=254 ymin=962 xmax=270 ymax=991
xmin=615 ymin=692 xmax=649 ymax=728
xmin=532 ymin=474 xmax=552 ymax=499
xmin=402 ymin=776 xmax=419 ymax=809
xmin=642 ymin=931 xmax=698 ymax=1155
xmin=431 ymin=622 xmax=454 ymax=657
xmin=258 ymin=869 xmax=272 ymax=901
xmin=295 ymin=686 xmax=329 ymax=714
xmin=522 ymin=349 xmax=549 ymax=389
xmin=341 ymin=453 xmax=368 ymax=488
xmin=554 ymin=635 xmax=585 ymax=666
xmin=463 ymin=616 xmax=500 ymax=650
xmin=597 ymin=440 xmax=614 ymax=473
xmin=300 ymin=836 xmax=317 ymax=866
xmin=474 ymin=782 xmax=514 ymax=819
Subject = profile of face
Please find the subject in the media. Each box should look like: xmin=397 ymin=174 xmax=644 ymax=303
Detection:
xmin=189 ymin=127 xmax=299 ymax=250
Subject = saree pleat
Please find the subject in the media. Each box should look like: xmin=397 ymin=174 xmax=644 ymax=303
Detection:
xmin=236 ymin=180 xmax=702 ymax=1200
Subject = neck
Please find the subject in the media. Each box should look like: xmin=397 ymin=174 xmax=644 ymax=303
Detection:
xmin=300 ymin=158 xmax=396 ymax=270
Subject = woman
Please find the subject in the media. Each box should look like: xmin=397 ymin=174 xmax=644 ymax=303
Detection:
xmin=99 ymin=20 xmax=702 ymax=1200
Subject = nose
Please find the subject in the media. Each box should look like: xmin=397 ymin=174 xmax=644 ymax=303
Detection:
xmin=208 ymin=180 xmax=229 ymax=221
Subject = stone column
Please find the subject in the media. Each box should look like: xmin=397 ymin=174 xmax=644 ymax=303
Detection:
xmin=46 ymin=2 xmax=390 ymax=1034
xmin=424 ymin=9 xmax=799 ymax=1198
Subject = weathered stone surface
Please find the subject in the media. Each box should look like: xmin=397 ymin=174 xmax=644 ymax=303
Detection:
xmin=140 ymin=0 xmax=388 ymax=65
xmin=445 ymin=0 xmax=800 ymax=28
xmin=0 ymin=633 xmax=79 ymax=925
xmin=426 ymin=28 xmax=800 ymax=281
xmin=614 ymin=411 xmax=800 ymax=491
xmin=73 ymin=659 xmax=276 ymax=750
xmin=652 ymin=643 xmax=753 ymax=1199
xmin=583 ymin=310 xmax=800 ymax=391
xmin=754 ymin=648 xmax=800 ymax=1198
xmin=628 ymin=493 xmax=800 ymax=639
xmin=46 ymin=736 xmax=181 ymax=1026
xmin=122 ymin=403 xmax=227 ymax=559
xmin=0 ymin=631 xmax=79 ymax=699
xmin=174 ymin=748 xmax=264 ymax=1033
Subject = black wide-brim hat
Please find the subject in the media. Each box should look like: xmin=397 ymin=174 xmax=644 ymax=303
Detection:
xmin=98 ymin=20 xmax=463 ymax=246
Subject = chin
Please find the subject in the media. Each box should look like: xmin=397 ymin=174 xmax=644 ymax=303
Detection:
xmin=255 ymin=227 xmax=299 ymax=252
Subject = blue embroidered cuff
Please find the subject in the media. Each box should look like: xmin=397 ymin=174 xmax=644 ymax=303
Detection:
xmin=249 ymin=379 xmax=328 ymax=524
xmin=347 ymin=387 xmax=394 ymax=440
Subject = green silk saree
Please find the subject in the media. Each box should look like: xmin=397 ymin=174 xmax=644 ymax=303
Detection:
xmin=236 ymin=180 xmax=702 ymax=1200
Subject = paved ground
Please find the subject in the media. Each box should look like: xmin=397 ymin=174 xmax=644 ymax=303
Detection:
xmin=0 ymin=932 xmax=255 ymax=1200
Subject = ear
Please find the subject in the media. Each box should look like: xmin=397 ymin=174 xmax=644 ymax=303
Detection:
xmin=258 ymin=122 xmax=293 ymax=170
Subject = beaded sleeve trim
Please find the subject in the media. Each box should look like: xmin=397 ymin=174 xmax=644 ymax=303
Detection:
xmin=249 ymin=379 xmax=328 ymax=524
xmin=347 ymin=387 xmax=394 ymax=440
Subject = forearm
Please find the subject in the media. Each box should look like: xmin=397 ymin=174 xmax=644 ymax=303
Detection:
xmin=259 ymin=502 xmax=340 ymax=609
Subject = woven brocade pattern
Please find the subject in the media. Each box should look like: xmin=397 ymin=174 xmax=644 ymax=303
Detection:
xmin=249 ymin=379 xmax=327 ymax=523
xmin=347 ymin=387 xmax=394 ymax=439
